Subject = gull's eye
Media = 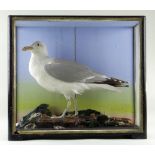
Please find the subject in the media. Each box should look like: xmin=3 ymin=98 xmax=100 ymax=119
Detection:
xmin=37 ymin=43 xmax=40 ymax=46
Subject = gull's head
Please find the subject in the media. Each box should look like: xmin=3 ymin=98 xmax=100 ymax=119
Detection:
xmin=22 ymin=41 xmax=48 ymax=56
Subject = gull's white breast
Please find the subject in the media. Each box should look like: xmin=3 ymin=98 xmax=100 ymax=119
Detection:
xmin=28 ymin=55 xmax=86 ymax=97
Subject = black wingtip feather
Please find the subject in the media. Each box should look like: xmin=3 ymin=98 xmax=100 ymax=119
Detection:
xmin=93 ymin=77 xmax=129 ymax=87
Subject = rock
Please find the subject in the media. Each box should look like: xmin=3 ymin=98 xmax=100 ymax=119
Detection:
xmin=16 ymin=104 xmax=51 ymax=129
xmin=16 ymin=104 xmax=134 ymax=130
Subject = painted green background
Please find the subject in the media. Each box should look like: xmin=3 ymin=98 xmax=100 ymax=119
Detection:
xmin=17 ymin=81 xmax=134 ymax=121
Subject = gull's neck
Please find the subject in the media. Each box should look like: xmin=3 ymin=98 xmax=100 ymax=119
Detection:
xmin=31 ymin=53 xmax=49 ymax=60
xmin=31 ymin=47 xmax=49 ymax=59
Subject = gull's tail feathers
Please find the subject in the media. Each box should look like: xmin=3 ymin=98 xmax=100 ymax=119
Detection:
xmin=72 ymin=77 xmax=129 ymax=95
xmin=86 ymin=77 xmax=129 ymax=92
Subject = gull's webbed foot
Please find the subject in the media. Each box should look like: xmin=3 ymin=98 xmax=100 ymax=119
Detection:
xmin=50 ymin=110 xmax=67 ymax=119
xmin=50 ymin=116 xmax=64 ymax=119
xmin=50 ymin=114 xmax=65 ymax=119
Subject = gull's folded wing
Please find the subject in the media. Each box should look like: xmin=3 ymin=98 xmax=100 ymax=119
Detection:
xmin=44 ymin=59 xmax=107 ymax=83
xmin=44 ymin=59 xmax=128 ymax=87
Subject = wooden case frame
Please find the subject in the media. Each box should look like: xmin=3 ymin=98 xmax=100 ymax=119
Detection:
xmin=9 ymin=15 xmax=146 ymax=140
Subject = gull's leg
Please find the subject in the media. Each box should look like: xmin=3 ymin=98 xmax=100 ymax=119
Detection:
xmin=73 ymin=94 xmax=78 ymax=116
xmin=58 ymin=97 xmax=71 ymax=118
xmin=51 ymin=97 xmax=71 ymax=119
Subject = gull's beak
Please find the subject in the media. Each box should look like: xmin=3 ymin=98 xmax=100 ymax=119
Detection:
xmin=22 ymin=46 xmax=33 ymax=52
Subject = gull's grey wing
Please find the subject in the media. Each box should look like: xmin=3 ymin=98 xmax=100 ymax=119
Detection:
xmin=44 ymin=59 xmax=128 ymax=87
xmin=44 ymin=59 xmax=107 ymax=83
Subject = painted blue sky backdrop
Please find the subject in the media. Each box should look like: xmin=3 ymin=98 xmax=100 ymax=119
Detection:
xmin=16 ymin=21 xmax=134 ymax=84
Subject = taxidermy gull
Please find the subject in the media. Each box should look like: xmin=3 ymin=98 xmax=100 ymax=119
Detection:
xmin=22 ymin=41 xmax=128 ymax=118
